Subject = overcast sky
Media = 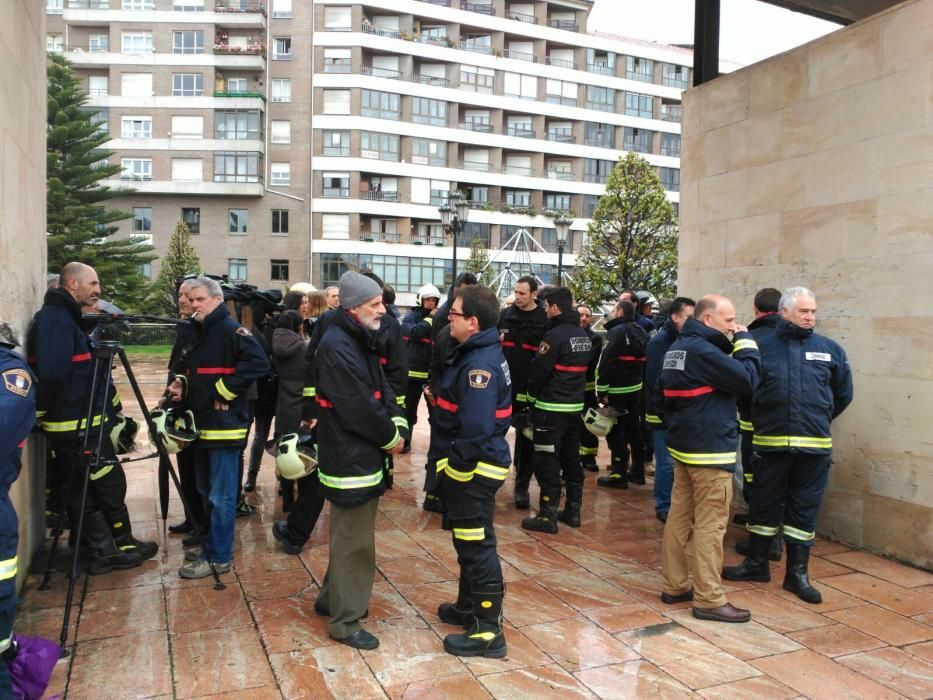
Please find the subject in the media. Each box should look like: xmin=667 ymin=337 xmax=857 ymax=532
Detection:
xmin=588 ymin=0 xmax=840 ymax=66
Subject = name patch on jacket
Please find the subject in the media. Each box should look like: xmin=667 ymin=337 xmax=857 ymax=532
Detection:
xmin=501 ymin=362 xmax=512 ymax=386
xmin=663 ymin=350 xmax=686 ymax=371
xmin=469 ymin=369 xmax=492 ymax=389
xmin=2 ymin=369 xmax=32 ymax=397
xmin=569 ymin=337 xmax=592 ymax=352
xmin=805 ymin=352 xmax=831 ymax=362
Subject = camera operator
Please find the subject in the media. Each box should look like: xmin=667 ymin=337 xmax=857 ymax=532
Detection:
xmin=28 ymin=262 xmax=156 ymax=574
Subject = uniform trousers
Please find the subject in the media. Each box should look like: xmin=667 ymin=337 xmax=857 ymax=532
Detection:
xmin=531 ymin=411 xmax=583 ymax=500
xmin=661 ymin=461 xmax=732 ymax=609
xmin=513 ymin=430 xmax=535 ymax=490
xmin=740 ymin=428 xmax=755 ymax=503
xmin=579 ymin=397 xmax=600 ymax=465
xmin=652 ymin=430 xmax=674 ymax=514
xmin=605 ymin=396 xmax=644 ymax=474
xmin=283 ymin=473 xmax=327 ymax=544
xmin=405 ymin=379 xmax=429 ymax=434
xmin=55 ymin=437 xmax=128 ymax=528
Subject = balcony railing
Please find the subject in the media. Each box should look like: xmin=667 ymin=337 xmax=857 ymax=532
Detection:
xmin=585 ymin=137 xmax=613 ymax=148
xmin=661 ymin=108 xmax=683 ymax=123
xmin=626 ymin=70 xmax=654 ymax=83
xmin=361 ymin=23 xmax=401 ymax=40
xmin=361 ymin=65 xmax=402 ymax=79
xmin=461 ymin=1 xmax=494 ymax=15
xmin=503 ymin=49 xmax=536 ymax=62
xmin=459 ymin=160 xmax=491 ymax=172
xmin=546 ymin=56 xmax=577 ymax=70
xmin=414 ymin=74 xmax=449 ymax=87
xmin=507 ymin=10 xmax=535 ymax=23
xmin=360 ymin=190 xmax=401 ymax=202
xmin=660 ymin=146 xmax=681 ymax=157
xmin=323 ymin=188 xmax=350 ymax=198
xmin=546 ymin=170 xmax=575 ymax=181
xmin=459 ymin=122 xmax=492 ymax=133
xmin=547 ymin=129 xmax=574 ymax=143
xmin=663 ymin=76 xmax=689 ymax=89
xmin=359 ymin=231 xmax=401 ymax=243
xmin=459 ymin=40 xmax=493 ymax=55
xmin=213 ymin=42 xmax=265 ymax=55
xmin=422 ymin=0 xmax=450 ymax=5
xmin=412 ymin=234 xmax=446 ymax=245
xmin=503 ymin=164 xmax=533 ymax=176
xmin=65 ymin=0 xmax=112 ymax=7
xmin=416 ymin=35 xmax=453 ymax=48
xmin=506 ymin=127 xmax=535 ymax=138
xmin=587 ymin=63 xmax=615 ymax=76
xmin=548 ymin=19 xmax=577 ymax=31
xmin=65 ymin=44 xmax=110 ymax=53
xmin=213 ymin=90 xmax=266 ymax=100
xmin=215 ymin=0 xmax=265 ymax=13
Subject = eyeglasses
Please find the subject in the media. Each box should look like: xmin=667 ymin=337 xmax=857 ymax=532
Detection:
xmin=448 ymin=310 xmax=466 ymax=318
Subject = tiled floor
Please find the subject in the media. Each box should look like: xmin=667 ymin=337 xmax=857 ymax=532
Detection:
xmin=18 ymin=361 xmax=933 ymax=699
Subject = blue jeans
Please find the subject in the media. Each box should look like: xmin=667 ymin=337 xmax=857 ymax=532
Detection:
xmin=195 ymin=447 xmax=239 ymax=563
xmin=653 ymin=430 xmax=674 ymax=514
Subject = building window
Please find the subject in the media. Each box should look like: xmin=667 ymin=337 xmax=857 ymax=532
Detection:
xmin=463 ymin=185 xmax=488 ymax=204
xmin=626 ymin=55 xmax=655 ymax=82
xmin=273 ymin=36 xmax=292 ymax=60
xmin=463 ymin=110 xmax=490 ymax=131
xmin=88 ymin=34 xmax=109 ymax=52
xmin=584 ymin=159 xmax=614 ymax=184
xmin=172 ymin=73 xmax=203 ymax=97
xmin=360 ymin=132 xmax=399 ymax=161
xmin=270 ymin=162 xmax=290 ymax=186
xmin=88 ymin=75 xmax=108 ymax=96
xmin=323 ymin=48 xmax=351 ymax=72
xmin=661 ymin=132 xmax=681 ymax=157
xmin=460 ymin=65 xmax=494 ymax=93
xmin=585 ymin=122 xmax=615 ymax=148
xmin=270 ymin=120 xmax=291 ymax=144
xmin=121 ymin=158 xmax=152 ymax=181
xmin=625 ymin=92 xmax=654 ymax=119
xmin=659 ymin=167 xmax=680 ymax=192
xmin=505 ymin=190 xmax=531 ymax=208
xmin=46 ymin=34 xmax=64 ymax=53
xmin=271 ymin=259 xmax=289 ymax=281
xmin=322 ymin=130 xmax=350 ymax=156
xmin=545 ymin=79 xmax=577 ymax=106
xmin=214 ymin=110 xmax=262 ymax=140
xmin=322 ymin=214 xmax=350 ymax=240
xmin=411 ymin=97 xmax=446 ymax=127
xmin=123 ymin=0 xmax=154 ymax=9
xmin=544 ymin=193 xmax=572 ymax=211
xmin=585 ymin=86 xmax=615 ymax=112
xmin=322 ymin=89 xmax=351 ymax=115
xmin=429 ymin=184 xmax=450 ymax=207
xmin=214 ymin=152 xmax=262 ymax=183
xmin=624 ymin=127 xmax=652 ymax=154
xmin=271 ymin=78 xmax=291 ymax=102
xmin=228 ymin=258 xmax=248 ymax=282
xmin=323 ymin=6 xmax=351 ymax=30
xmin=122 ymin=31 xmax=153 ymax=54
xmin=47 ymin=0 xmax=64 ymax=14
xmin=586 ymin=48 xmax=615 ymax=75
xmin=139 ymin=262 xmax=152 ymax=279
xmin=461 ymin=223 xmax=490 ymax=247
xmin=121 ymin=116 xmax=152 ymax=139
xmin=121 ymin=72 xmax=153 ymax=97
xmin=173 ymin=31 xmax=204 ymax=54
xmin=171 ymin=158 xmax=202 ymax=181
xmin=182 ymin=207 xmax=200 ymax=234
xmin=583 ymin=195 xmax=599 ymax=218
xmin=547 ymin=122 xmax=573 ymax=143
xmin=503 ymin=72 xmax=537 ymax=99
xmin=87 ymin=109 xmax=108 ymax=135
xmin=174 ymin=1 xmax=205 ymax=9
xmin=661 ymin=102 xmax=683 ymax=123
xmin=360 ymin=90 xmax=399 ymax=120
xmin=272 ymin=0 xmax=292 ymax=19
xmin=411 ymin=138 xmax=446 ymax=167
xmin=322 ymin=172 xmax=350 ymax=198
xmin=663 ymin=63 xmax=689 ymax=89
xmin=133 ymin=207 xmax=152 ymax=233
xmin=272 ymin=210 xmax=289 ymax=235
xmin=229 ymin=209 xmax=248 ymax=234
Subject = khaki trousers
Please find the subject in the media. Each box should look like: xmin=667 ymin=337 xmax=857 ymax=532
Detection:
xmin=317 ymin=498 xmax=378 ymax=639
xmin=661 ymin=461 xmax=732 ymax=609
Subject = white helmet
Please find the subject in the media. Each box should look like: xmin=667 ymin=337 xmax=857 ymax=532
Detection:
xmin=636 ymin=291 xmax=658 ymax=313
xmin=583 ymin=406 xmax=620 ymax=438
xmin=289 ymin=282 xmax=317 ymax=294
xmin=150 ymin=408 xmax=199 ymax=454
xmin=110 ymin=415 xmax=139 ymax=455
xmin=416 ymin=284 xmax=442 ymax=306
xmin=275 ymin=433 xmax=318 ymax=480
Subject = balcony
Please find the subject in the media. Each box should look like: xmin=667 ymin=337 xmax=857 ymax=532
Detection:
xmin=548 ymin=19 xmax=577 ymax=31
xmin=587 ymin=63 xmax=615 ymax=76
xmin=213 ymin=42 xmax=265 ymax=56
xmin=361 ymin=65 xmax=402 ymax=80
xmin=360 ymin=231 xmax=401 ymax=243
xmin=503 ymin=49 xmax=536 ymax=62
xmin=458 ymin=40 xmax=493 ymax=55
xmin=546 ymin=129 xmax=574 ymax=143
xmin=661 ymin=106 xmax=683 ymax=123
xmin=459 ymin=122 xmax=492 ymax=133
xmin=360 ymin=190 xmax=401 ymax=202
xmin=546 ymin=56 xmax=577 ymax=70
xmin=213 ymin=90 xmax=265 ymax=100
xmin=322 ymin=146 xmax=350 ymax=156
xmin=459 ymin=160 xmax=491 ymax=173
xmin=626 ymin=70 xmax=654 ymax=83
xmin=503 ymin=164 xmax=534 ymax=176
xmin=660 ymin=145 xmax=681 ymax=157
xmin=461 ymin=1 xmax=494 ymax=15
xmin=507 ymin=10 xmax=535 ymax=23
xmin=505 ymin=126 xmax=535 ymax=139
xmin=361 ymin=23 xmax=401 ymax=40
xmin=663 ymin=75 xmax=689 ymax=89
xmin=215 ymin=0 xmax=265 ymax=14
xmin=546 ymin=170 xmax=575 ymax=181
xmin=412 ymin=234 xmax=446 ymax=245
xmin=414 ymin=74 xmax=449 ymax=87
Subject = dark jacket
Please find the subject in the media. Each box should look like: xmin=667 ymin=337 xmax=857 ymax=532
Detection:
xmin=597 ymin=314 xmax=648 ymax=397
xmin=583 ymin=325 xmax=603 ymax=406
xmin=644 ymin=318 xmax=678 ymax=428
xmin=498 ymin=303 xmax=547 ymax=407
xmin=527 ymin=310 xmax=592 ymax=414
xmin=658 ymin=317 xmax=760 ymax=470
xmin=751 ymin=319 xmax=853 ymax=453
xmin=272 ymin=327 xmax=307 ymax=435
xmin=737 ymin=313 xmax=780 ymax=433
xmin=173 ymin=303 xmax=270 ymax=447
xmin=314 ymin=309 xmax=408 ymax=506
xmin=428 ymin=323 xmax=454 ymax=397
xmin=401 ymin=306 xmax=435 ymax=379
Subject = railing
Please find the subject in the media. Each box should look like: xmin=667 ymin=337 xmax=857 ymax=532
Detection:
xmin=322 ymin=146 xmax=350 ymax=156
xmin=661 ymin=108 xmax=682 ymax=123
xmin=626 ymin=70 xmax=654 ymax=83
xmin=414 ymin=74 xmax=449 ymax=87
xmin=461 ymin=1 xmax=494 ymax=15
xmin=66 ymin=0 xmax=112 ymax=7
xmin=660 ymin=146 xmax=681 ymax=157
xmin=120 ymin=174 xmax=153 ymax=181
xmin=547 ymin=129 xmax=574 ymax=143
xmin=361 ymin=65 xmax=402 ymax=79
xmin=324 ymin=60 xmax=351 ymax=73
xmin=458 ymin=40 xmax=492 ymax=55
xmin=215 ymin=0 xmax=265 ymax=13
xmin=506 ymin=127 xmax=535 ymax=138
xmin=585 ymin=102 xmax=615 ymax=113
xmin=548 ymin=19 xmax=577 ymax=31
xmin=547 ymin=56 xmax=577 ymax=70
xmin=361 ymin=24 xmax=400 ymax=40
xmin=459 ymin=160 xmax=491 ymax=172
xmin=503 ymin=49 xmax=536 ymax=62
xmin=545 ymin=96 xmax=577 ymax=107
xmin=503 ymin=164 xmax=533 ymax=176
xmin=416 ymin=35 xmax=453 ymax=48
xmin=546 ymin=170 xmax=575 ymax=181
xmin=65 ymin=44 xmax=110 ymax=53
xmin=322 ymin=188 xmax=349 ymax=198
xmin=213 ymin=90 xmax=266 ymax=100
xmin=213 ymin=43 xmax=265 ymax=55
xmin=663 ymin=76 xmax=689 ymax=89
xmin=360 ymin=231 xmax=401 ymax=243
xmin=412 ymin=235 xmax=446 ymax=245
xmin=507 ymin=10 xmax=535 ymax=23
xmin=585 ymin=137 xmax=613 ymax=148
xmin=411 ymin=155 xmax=447 ymax=167
xmin=587 ymin=63 xmax=615 ymax=76
xmin=459 ymin=122 xmax=492 ymax=133
xmin=422 ymin=0 xmax=450 ymax=5
xmin=360 ymin=190 xmax=401 ymax=202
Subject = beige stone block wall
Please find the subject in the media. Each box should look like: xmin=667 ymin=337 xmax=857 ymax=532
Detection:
xmin=679 ymin=0 xmax=933 ymax=567
xmin=0 ymin=0 xmax=48 ymax=588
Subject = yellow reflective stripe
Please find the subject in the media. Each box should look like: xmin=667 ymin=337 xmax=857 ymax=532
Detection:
xmin=645 ymin=414 xmax=663 ymax=425
xmin=783 ymin=525 xmax=815 ymax=542
xmin=747 ymin=524 xmax=780 ymax=536
xmin=36 ymin=410 xmax=47 ymax=418
xmin=580 ymin=446 xmax=599 ymax=456
xmin=112 ymin=393 xmax=121 ymax=407
xmin=595 ymin=384 xmax=609 ymax=393
xmin=443 ymin=464 xmax=475 ymax=482
xmin=201 ymin=428 xmax=248 ymax=440
xmin=0 ymin=636 xmax=10 ymax=654
xmin=738 ymin=419 xmax=754 ymax=432
xmin=534 ymin=400 xmax=584 ymax=413
xmin=0 ymin=557 xmax=17 ymax=582
xmin=475 ymin=462 xmax=509 ymax=481
xmin=215 ymin=378 xmax=237 ymax=401
xmin=90 ymin=463 xmax=114 ymax=481
xmin=585 ymin=381 xmax=597 ymax=391
xmin=752 ymin=435 xmax=832 ymax=449
xmin=668 ymin=447 xmax=736 ymax=465
xmin=317 ymin=470 xmax=384 ymax=489
xmin=469 ymin=632 xmax=497 ymax=641
xmin=732 ymin=339 xmax=759 ymax=354
xmin=436 ymin=457 xmax=448 ymax=475
xmin=607 ymin=382 xmax=643 ymax=394
xmin=381 ymin=428 xmax=401 ymax=451
xmin=453 ymin=527 xmax=485 ymax=541
xmin=303 ymin=386 xmax=316 ymax=397
xmin=391 ymin=416 xmax=409 ymax=431
xmin=516 ymin=393 xmax=529 ymax=403
xmin=425 ymin=316 xmax=433 ymax=325
xmin=396 ymin=396 xmax=406 ymax=406
xmin=41 ymin=415 xmax=103 ymax=432
xmin=408 ymin=370 xmax=429 ymax=379
xmin=744 ymin=472 xmax=754 ymax=483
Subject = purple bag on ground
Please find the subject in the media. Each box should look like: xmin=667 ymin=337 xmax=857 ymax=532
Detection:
xmin=8 ymin=634 xmax=62 ymax=700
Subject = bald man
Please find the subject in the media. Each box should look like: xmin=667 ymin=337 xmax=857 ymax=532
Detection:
xmin=655 ymin=295 xmax=760 ymax=623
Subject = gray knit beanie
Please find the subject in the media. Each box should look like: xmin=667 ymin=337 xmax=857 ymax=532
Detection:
xmin=339 ymin=271 xmax=383 ymax=310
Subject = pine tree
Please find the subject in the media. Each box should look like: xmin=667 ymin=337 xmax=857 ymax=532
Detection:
xmin=570 ymin=152 xmax=678 ymax=307
xmin=46 ymin=53 xmax=155 ymax=310
xmin=464 ymin=237 xmax=496 ymax=287
xmin=153 ymin=221 xmax=202 ymax=316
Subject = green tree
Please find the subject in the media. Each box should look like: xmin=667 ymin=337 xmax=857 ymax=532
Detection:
xmin=153 ymin=221 xmax=202 ymax=316
xmin=570 ymin=152 xmax=678 ymax=307
xmin=46 ymin=53 xmax=155 ymax=309
xmin=464 ymin=237 xmax=496 ymax=287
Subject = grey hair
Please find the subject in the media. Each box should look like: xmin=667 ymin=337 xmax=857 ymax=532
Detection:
xmin=188 ymin=276 xmax=224 ymax=298
xmin=779 ymin=286 xmax=815 ymax=312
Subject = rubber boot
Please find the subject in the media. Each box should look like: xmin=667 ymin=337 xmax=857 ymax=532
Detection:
xmin=722 ymin=533 xmax=772 ymax=582
xmin=783 ymin=543 xmax=822 ymax=604
xmin=521 ymin=491 xmax=559 ymax=534
xmin=438 ymin=573 xmax=476 ymax=629
xmin=557 ymin=482 xmax=583 ymax=528
xmin=243 ymin=466 xmax=259 ymax=493
xmin=736 ymin=532 xmax=783 ymax=561
xmin=110 ymin=508 xmax=159 ymax=561
xmin=84 ymin=511 xmax=145 ymax=575
xmin=597 ymin=470 xmax=628 ymax=489
xmin=627 ymin=463 xmax=647 ymax=486
xmin=443 ymin=584 xmax=506 ymax=658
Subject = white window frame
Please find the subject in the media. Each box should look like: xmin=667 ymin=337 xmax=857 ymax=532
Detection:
xmin=271 ymin=78 xmax=291 ymax=103
xmin=172 ymin=73 xmax=203 ymax=97
xmin=88 ymin=75 xmax=108 ymax=96
xmin=171 ymin=158 xmax=203 ymax=181
xmin=271 ymin=0 xmax=292 ymax=18
xmin=171 ymin=115 xmax=203 ymax=139
xmin=47 ymin=0 xmax=64 ymax=14
xmin=228 ymin=258 xmax=248 ymax=281
xmin=321 ymin=214 xmax=350 ymax=240
xmin=121 ymin=31 xmax=153 ymax=54
xmin=273 ymin=36 xmax=292 ymax=60
xmin=46 ymin=34 xmax=64 ymax=53
xmin=123 ymin=0 xmax=154 ymax=8
xmin=270 ymin=120 xmax=291 ymax=144
xmin=323 ymin=5 xmax=351 ymax=30
xmin=322 ymin=89 xmax=351 ymax=115
xmin=121 ymin=116 xmax=152 ymax=139
xmin=270 ymin=162 xmax=290 ymax=186
xmin=121 ymin=158 xmax=153 ymax=181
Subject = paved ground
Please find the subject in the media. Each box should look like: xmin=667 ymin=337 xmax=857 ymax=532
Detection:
xmin=17 ymin=359 xmax=933 ymax=699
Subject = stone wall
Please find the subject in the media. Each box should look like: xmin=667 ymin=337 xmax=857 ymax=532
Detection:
xmin=679 ymin=0 xmax=932 ymax=568
xmin=0 ymin=0 xmax=48 ymax=585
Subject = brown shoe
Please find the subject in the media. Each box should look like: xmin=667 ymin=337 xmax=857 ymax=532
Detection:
xmin=661 ymin=590 xmax=694 ymax=604
xmin=692 ymin=603 xmax=751 ymax=623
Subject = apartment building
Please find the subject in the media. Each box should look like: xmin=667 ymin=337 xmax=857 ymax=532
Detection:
xmin=47 ymin=0 xmax=687 ymax=303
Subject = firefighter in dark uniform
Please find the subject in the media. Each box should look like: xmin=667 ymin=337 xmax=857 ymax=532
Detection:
xmin=434 ymin=285 xmax=512 ymax=658
xmin=577 ymin=304 xmax=603 ymax=472
xmin=498 ymin=275 xmax=547 ymax=509
xmin=0 ymin=321 xmax=36 ymax=696
xmin=596 ymin=300 xmax=648 ymax=489
xmin=724 ymin=287 xmax=853 ymax=604
xmin=166 ymin=276 xmax=269 ymax=578
xmin=521 ymin=288 xmax=591 ymax=533
xmin=28 ymin=262 xmax=155 ymax=573
xmin=401 ymin=284 xmax=441 ymax=441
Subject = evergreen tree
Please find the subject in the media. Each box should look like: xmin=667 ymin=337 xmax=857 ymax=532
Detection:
xmin=464 ymin=237 xmax=496 ymax=287
xmin=153 ymin=221 xmax=202 ymax=316
xmin=46 ymin=53 xmax=155 ymax=310
xmin=570 ymin=152 xmax=678 ymax=307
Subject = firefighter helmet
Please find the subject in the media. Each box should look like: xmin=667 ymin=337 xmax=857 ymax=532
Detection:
xmin=275 ymin=432 xmax=318 ymax=480
xmin=150 ymin=408 xmax=199 ymax=454
xmin=110 ymin=415 xmax=139 ymax=455
xmin=583 ymin=406 xmax=619 ymax=438
xmin=416 ymin=284 xmax=442 ymax=306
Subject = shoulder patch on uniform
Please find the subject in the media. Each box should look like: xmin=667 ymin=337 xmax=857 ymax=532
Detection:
xmin=235 ymin=326 xmax=252 ymax=336
xmin=2 ymin=368 xmax=32 ymax=397
xmin=468 ymin=369 xmax=492 ymax=389
xmin=538 ymin=341 xmax=550 ymax=355
xmin=805 ymin=352 xmax=831 ymax=362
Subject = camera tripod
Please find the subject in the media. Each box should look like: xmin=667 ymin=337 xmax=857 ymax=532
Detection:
xmin=38 ymin=331 xmax=225 ymax=657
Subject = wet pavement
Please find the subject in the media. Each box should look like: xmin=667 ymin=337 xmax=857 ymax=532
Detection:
xmin=17 ymin=358 xmax=933 ymax=698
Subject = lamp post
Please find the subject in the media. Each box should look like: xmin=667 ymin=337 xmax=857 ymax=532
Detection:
xmin=438 ymin=191 xmax=469 ymax=283
xmin=554 ymin=213 xmax=573 ymax=284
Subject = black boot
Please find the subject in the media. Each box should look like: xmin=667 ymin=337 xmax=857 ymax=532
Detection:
xmin=521 ymin=492 xmax=559 ymax=534
xmin=597 ymin=471 xmax=628 ymax=489
xmin=627 ymin=464 xmax=646 ymax=486
xmin=443 ymin=584 xmax=506 ymax=658
xmin=736 ymin=534 xmax=784 ymax=561
xmin=84 ymin=511 xmax=145 ymax=575
xmin=722 ymin=533 xmax=772 ymax=582
xmin=783 ymin=543 xmax=822 ymax=604
xmin=243 ymin=466 xmax=259 ymax=493
xmin=557 ymin=482 xmax=583 ymax=528
xmin=111 ymin=509 xmax=159 ymax=561
xmin=513 ymin=481 xmax=530 ymax=510
xmin=438 ymin=574 xmax=475 ymax=629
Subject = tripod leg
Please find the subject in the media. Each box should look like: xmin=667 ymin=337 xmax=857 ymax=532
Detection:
xmin=38 ymin=446 xmax=83 ymax=592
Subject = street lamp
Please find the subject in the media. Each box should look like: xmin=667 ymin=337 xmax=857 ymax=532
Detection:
xmin=554 ymin=213 xmax=573 ymax=284
xmin=438 ymin=191 xmax=469 ymax=283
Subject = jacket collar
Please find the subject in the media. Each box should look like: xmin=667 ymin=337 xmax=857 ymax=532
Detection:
xmin=662 ymin=317 xmax=679 ymax=338
xmin=605 ymin=314 xmax=634 ymax=330
xmin=334 ymin=307 xmax=378 ymax=350
xmin=680 ymin=317 xmax=733 ymax=354
xmin=201 ymin=302 xmax=230 ymax=331
xmin=43 ymin=286 xmax=83 ymax=322
xmin=452 ymin=327 xmax=500 ymax=359
xmin=546 ymin=309 xmax=580 ymax=329
xmin=749 ymin=312 xmax=779 ymax=332
xmin=776 ymin=317 xmax=813 ymax=339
